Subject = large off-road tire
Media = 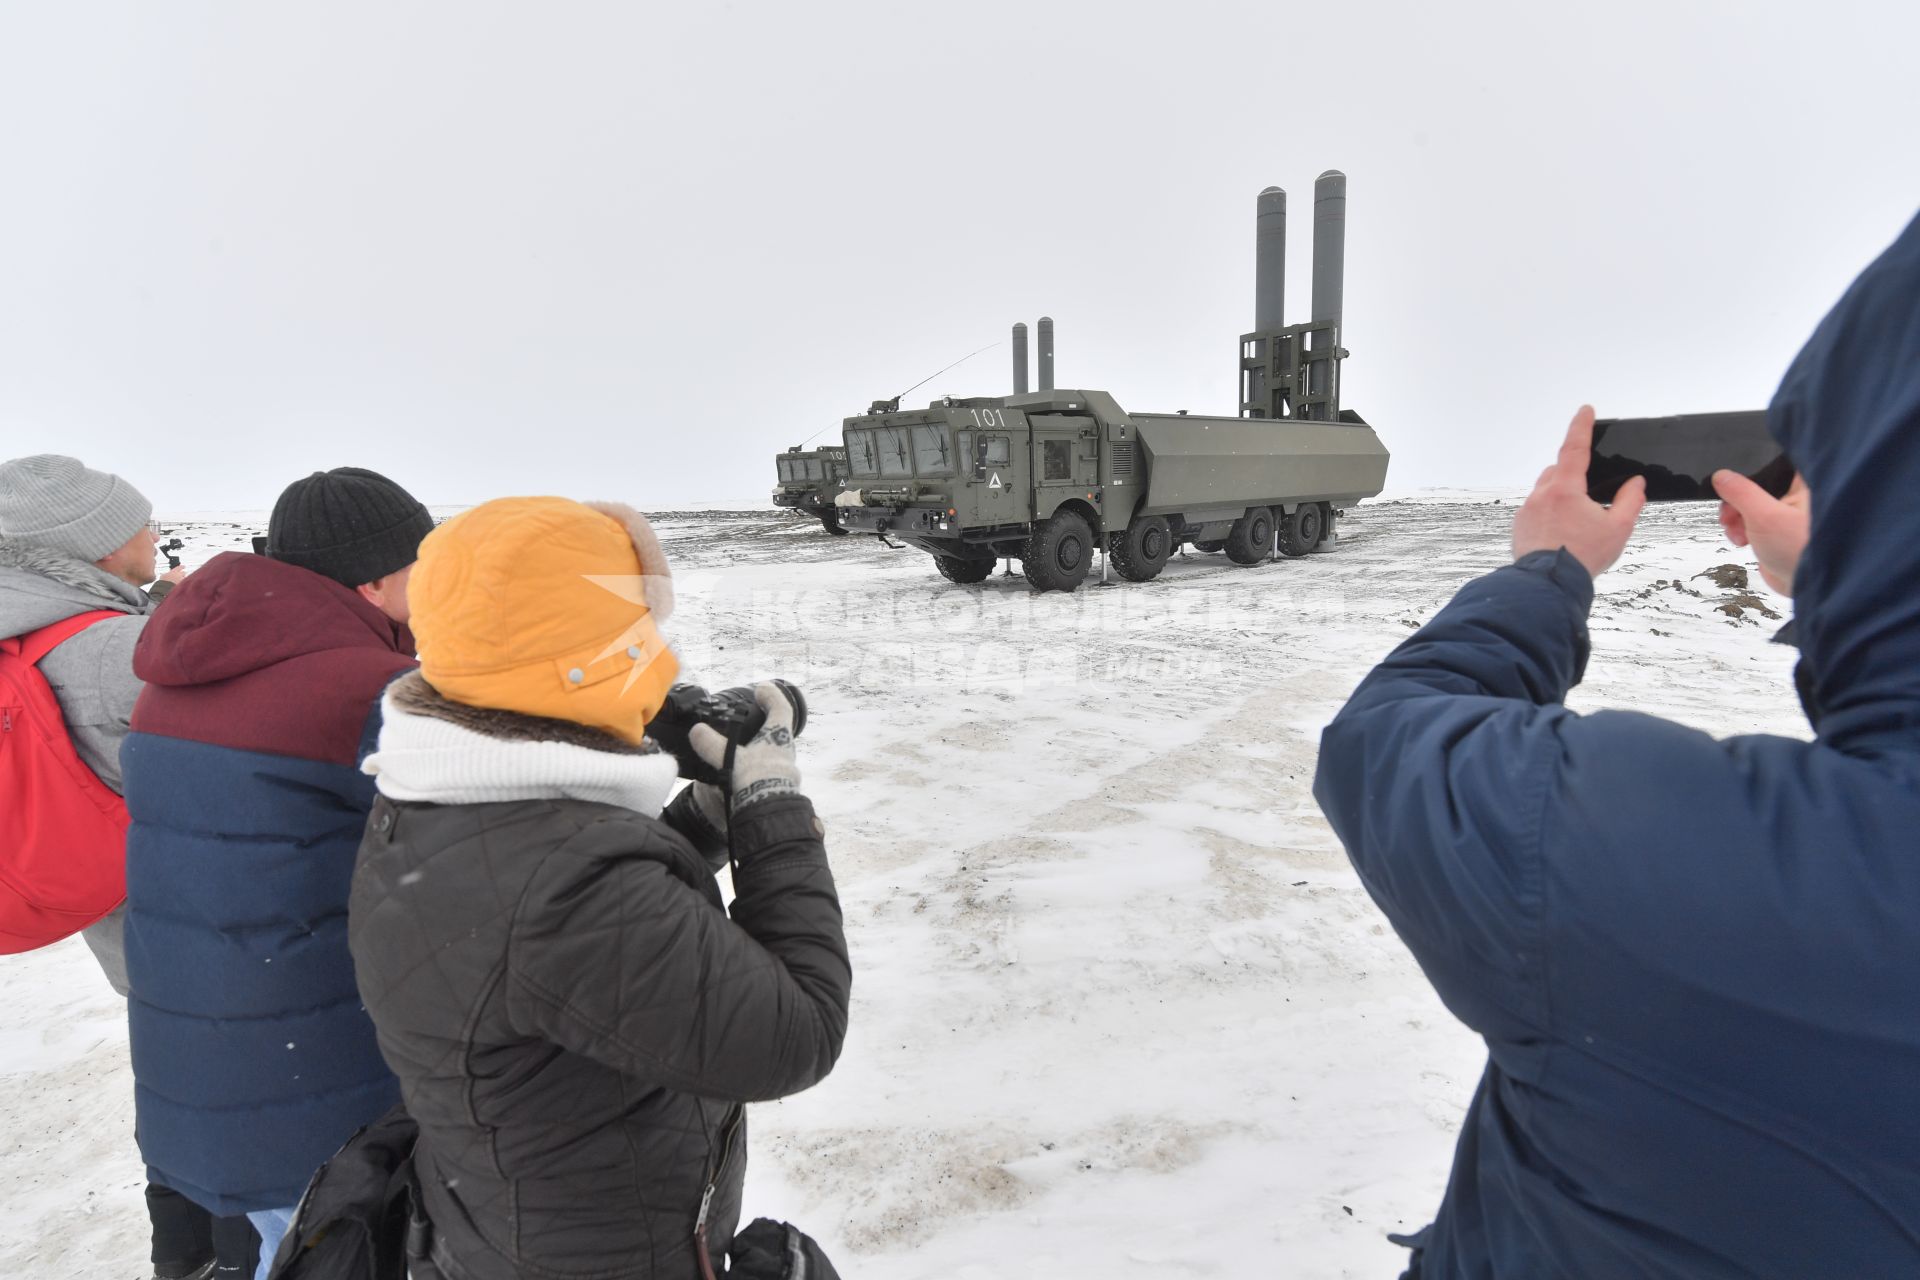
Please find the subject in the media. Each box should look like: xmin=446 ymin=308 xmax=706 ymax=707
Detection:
xmin=1278 ymin=502 xmax=1325 ymax=557
xmin=1109 ymin=515 xmax=1172 ymax=583
xmin=818 ymin=509 xmax=849 ymax=536
xmin=934 ymin=553 xmax=994 ymax=584
xmin=1021 ymin=510 xmax=1093 ymax=592
xmin=1224 ymin=507 xmax=1274 ymax=565
xmin=1192 ymin=539 xmax=1225 ymax=554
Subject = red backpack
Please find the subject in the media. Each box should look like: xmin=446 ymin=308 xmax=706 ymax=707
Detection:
xmin=0 ymin=610 xmax=131 ymax=953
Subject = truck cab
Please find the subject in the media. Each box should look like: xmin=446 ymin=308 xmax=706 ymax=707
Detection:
xmin=834 ymin=392 xmax=1140 ymax=580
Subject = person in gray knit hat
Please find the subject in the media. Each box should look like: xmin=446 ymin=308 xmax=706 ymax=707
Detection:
xmin=0 ymin=453 xmax=187 ymax=982
xmin=0 ymin=453 xmax=229 ymax=1280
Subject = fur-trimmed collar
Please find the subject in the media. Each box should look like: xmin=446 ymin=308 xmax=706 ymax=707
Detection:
xmin=0 ymin=537 xmax=147 ymax=606
xmin=0 ymin=537 xmax=150 ymax=638
xmin=385 ymin=669 xmax=650 ymax=754
xmin=366 ymin=672 xmax=679 ymax=814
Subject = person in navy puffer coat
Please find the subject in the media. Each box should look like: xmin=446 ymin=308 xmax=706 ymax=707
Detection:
xmin=1314 ymin=209 xmax=1920 ymax=1279
xmin=122 ymin=468 xmax=432 ymax=1280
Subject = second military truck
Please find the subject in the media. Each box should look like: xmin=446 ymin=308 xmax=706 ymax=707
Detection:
xmin=771 ymin=445 xmax=850 ymax=534
xmin=832 ymin=173 xmax=1390 ymax=591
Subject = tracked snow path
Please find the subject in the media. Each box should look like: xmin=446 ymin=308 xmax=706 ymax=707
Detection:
xmin=1 ymin=500 xmax=1805 ymax=1278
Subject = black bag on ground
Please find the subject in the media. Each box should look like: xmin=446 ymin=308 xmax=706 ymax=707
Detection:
xmin=728 ymin=1218 xmax=843 ymax=1280
xmin=265 ymin=1104 xmax=419 ymax=1280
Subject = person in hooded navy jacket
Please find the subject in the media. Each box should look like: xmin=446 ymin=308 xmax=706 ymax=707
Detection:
xmin=122 ymin=469 xmax=433 ymax=1279
xmin=1315 ymin=211 xmax=1920 ymax=1279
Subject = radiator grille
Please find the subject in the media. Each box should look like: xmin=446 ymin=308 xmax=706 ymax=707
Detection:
xmin=1110 ymin=442 xmax=1138 ymax=477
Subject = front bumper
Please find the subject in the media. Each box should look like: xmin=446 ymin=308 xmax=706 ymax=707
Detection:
xmin=834 ymin=504 xmax=959 ymax=535
xmin=774 ymin=491 xmax=826 ymax=514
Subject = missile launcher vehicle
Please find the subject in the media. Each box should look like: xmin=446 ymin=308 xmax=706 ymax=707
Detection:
xmin=771 ymin=444 xmax=850 ymax=534
xmin=833 ymin=173 xmax=1390 ymax=591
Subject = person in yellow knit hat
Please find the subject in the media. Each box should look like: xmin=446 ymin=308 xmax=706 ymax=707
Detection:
xmin=407 ymin=495 xmax=682 ymax=741
xmin=343 ymin=497 xmax=852 ymax=1280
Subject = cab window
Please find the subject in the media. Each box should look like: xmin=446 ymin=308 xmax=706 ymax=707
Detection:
xmin=1042 ymin=439 xmax=1072 ymax=481
xmin=876 ymin=426 xmax=912 ymax=478
xmin=847 ymin=431 xmax=879 ymax=477
xmin=912 ymin=425 xmax=952 ymax=473
xmin=966 ymin=434 xmax=1012 ymax=478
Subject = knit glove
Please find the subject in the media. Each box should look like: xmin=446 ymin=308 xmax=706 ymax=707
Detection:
xmin=689 ymin=683 xmax=800 ymax=814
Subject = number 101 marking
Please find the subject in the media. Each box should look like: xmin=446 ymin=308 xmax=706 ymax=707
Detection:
xmin=969 ymin=409 xmax=1008 ymax=429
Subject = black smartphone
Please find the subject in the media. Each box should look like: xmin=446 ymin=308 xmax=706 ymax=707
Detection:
xmin=1587 ymin=411 xmax=1792 ymax=503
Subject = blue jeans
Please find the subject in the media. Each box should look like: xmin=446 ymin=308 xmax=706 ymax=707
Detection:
xmin=246 ymin=1205 xmax=298 ymax=1280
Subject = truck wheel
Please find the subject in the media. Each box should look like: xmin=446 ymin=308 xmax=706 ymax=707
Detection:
xmin=1225 ymin=507 xmax=1274 ymax=565
xmin=1278 ymin=503 xmax=1324 ymax=557
xmin=1022 ymin=510 xmax=1093 ymax=592
xmin=1110 ymin=516 xmax=1171 ymax=582
xmin=819 ymin=510 xmax=849 ymax=536
xmin=934 ymin=554 xmax=994 ymax=584
xmin=1192 ymin=539 xmax=1225 ymax=554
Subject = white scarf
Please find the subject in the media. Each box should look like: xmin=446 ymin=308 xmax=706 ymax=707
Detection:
xmin=363 ymin=691 xmax=679 ymax=817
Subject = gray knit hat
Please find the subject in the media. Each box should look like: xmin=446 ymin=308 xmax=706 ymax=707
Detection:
xmin=267 ymin=467 xmax=433 ymax=588
xmin=0 ymin=454 xmax=154 ymax=562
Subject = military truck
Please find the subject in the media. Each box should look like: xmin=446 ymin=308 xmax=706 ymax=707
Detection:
xmin=832 ymin=173 xmax=1390 ymax=591
xmin=771 ymin=445 xmax=850 ymax=534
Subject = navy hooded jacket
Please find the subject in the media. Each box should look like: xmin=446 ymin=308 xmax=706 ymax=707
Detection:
xmin=1314 ymin=210 xmax=1920 ymax=1278
xmin=122 ymin=552 xmax=415 ymax=1216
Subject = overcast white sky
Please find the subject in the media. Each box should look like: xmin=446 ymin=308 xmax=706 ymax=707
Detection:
xmin=2 ymin=1 xmax=1915 ymax=511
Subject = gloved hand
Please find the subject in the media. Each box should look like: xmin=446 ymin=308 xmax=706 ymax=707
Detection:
xmin=689 ymin=683 xmax=801 ymax=814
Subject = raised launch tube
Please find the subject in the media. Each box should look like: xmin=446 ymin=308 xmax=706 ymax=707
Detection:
xmin=1311 ymin=170 xmax=1346 ymax=329
xmin=1012 ymin=322 xmax=1030 ymax=394
xmin=1255 ymin=185 xmax=1287 ymax=333
xmin=1308 ymin=170 xmax=1347 ymax=419
xmin=1037 ymin=316 xmax=1055 ymax=391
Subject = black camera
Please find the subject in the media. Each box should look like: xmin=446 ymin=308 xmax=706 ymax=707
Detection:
xmin=148 ymin=522 xmax=184 ymax=569
xmin=648 ymin=679 xmax=808 ymax=786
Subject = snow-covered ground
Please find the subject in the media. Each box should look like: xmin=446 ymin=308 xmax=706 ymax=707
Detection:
xmin=1 ymin=499 xmax=1807 ymax=1278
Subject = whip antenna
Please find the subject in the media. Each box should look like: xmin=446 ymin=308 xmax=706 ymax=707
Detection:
xmin=796 ymin=340 xmax=1001 ymax=445
xmin=895 ymin=341 xmax=999 ymax=402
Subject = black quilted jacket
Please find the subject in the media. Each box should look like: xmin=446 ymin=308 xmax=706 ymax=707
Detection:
xmin=348 ymin=770 xmax=849 ymax=1279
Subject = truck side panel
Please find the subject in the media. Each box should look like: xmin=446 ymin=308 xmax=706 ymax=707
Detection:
xmin=1131 ymin=414 xmax=1389 ymax=517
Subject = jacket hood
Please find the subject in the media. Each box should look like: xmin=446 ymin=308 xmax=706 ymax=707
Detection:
xmin=1769 ymin=208 xmax=1920 ymax=755
xmin=134 ymin=551 xmax=413 ymax=688
xmin=0 ymin=536 xmax=151 ymax=639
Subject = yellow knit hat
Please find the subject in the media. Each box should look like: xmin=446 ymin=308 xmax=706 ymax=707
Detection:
xmin=407 ymin=497 xmax=679 ymax=745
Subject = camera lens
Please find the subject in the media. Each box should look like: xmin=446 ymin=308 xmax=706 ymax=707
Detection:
xmin=771 ymin=679 xmax=808 ymax=738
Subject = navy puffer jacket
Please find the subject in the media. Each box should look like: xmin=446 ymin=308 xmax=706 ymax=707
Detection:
xmin=1315 ymin=210 xmax=1920 ymax=1278
xmin=123 ymin=553 xmax=415 ymax=1215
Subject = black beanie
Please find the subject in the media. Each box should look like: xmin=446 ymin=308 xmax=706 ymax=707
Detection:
xmin=267 ymin=468 xmax=435 ymax=588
